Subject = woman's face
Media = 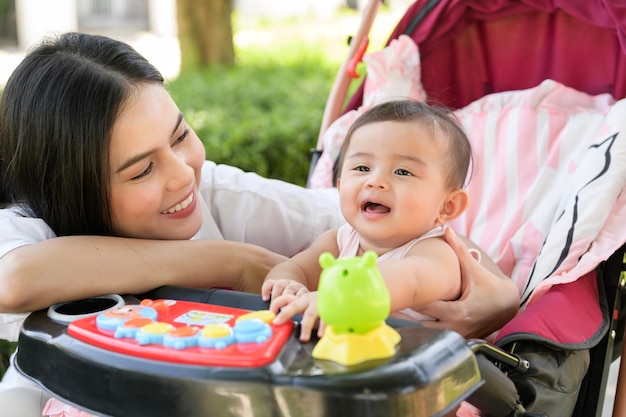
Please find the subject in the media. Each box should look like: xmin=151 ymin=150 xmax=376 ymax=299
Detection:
xmin=109 ymin=83 xmax=206 ymax=240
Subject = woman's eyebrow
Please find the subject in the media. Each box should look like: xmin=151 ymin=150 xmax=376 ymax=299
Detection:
xmin=115 ymin=149 xmax=155 ymax=174
xmin=172 ymin=112 xmax=184 ymax=135
xmin=115 ymin=113 xmax=185 ymax=174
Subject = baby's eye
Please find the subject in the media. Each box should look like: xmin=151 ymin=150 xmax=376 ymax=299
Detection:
xmin=355 ymin=165 xmax=370 ymax=172
xmin=395 ymin=169 xmax=412 ymax=176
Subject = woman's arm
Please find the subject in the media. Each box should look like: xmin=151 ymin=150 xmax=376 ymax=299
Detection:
xmin=0 ymin=236 xmax=286 ymax=313
xmin=414 ymin=227 xmax=520 ymax=339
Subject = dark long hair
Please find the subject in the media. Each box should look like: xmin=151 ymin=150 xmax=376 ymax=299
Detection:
xmin=0 ymin=32 xmax=164 ymax=236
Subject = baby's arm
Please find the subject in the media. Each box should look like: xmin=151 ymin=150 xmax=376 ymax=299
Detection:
xmin=261 ymin=229 xmax=339 ymax=303
xmin=377 ymin=237 xmax=462 ymax=313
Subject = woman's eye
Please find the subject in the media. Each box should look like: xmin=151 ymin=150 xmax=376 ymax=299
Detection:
xmin=173 ymin=128 xmax=190 ymax=146
xmin=395 ymin=169 xmax=412 ymax=176
xmin=131 ymin=163 xmax=153 ymax=180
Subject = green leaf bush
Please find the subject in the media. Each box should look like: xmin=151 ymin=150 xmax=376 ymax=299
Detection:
xmin=168 ymin=42 xmax=340 ymax=186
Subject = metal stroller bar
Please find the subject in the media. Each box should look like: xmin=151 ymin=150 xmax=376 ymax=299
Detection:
xmin=307 ymin=0 xmax=383 ymax=187
xmin=316 ymin=0 xmax=382 ymax=149
xmin=468 ymin=339 xmax=531 ymax=373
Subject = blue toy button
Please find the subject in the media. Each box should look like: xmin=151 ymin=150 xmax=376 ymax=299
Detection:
xmin=233 ymin=318 xmax=273 ymax=344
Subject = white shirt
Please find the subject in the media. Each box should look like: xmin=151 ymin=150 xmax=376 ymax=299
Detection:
xmin=0 ymin=161 xmax=343 ymax=341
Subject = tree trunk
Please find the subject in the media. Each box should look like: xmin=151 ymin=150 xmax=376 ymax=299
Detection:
xmin=176 ymin=0 xmax=235 ymax=70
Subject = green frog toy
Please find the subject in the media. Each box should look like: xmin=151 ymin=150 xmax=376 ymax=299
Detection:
xmin=312 ymin=251 xmax=401 ymax=366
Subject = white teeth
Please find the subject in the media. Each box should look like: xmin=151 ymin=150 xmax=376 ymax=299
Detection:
xmin=162 ymin=193 xmax=193 ymax=214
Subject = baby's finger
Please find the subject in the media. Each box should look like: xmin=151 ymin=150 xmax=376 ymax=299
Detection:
xmin=282 ymin=283 xmax=304 ymax=297
xmin=261 ymin=279 xmax=275 ymax=301
xmin=272 ymin=295 xmax=307 ymax=324
xmin=269 ymin=293 xmax=297 ymax=314
xmin=299 ymin=308 xmax=318 ymax=342
xmin=295 ymin=287 xmax=309 ymax=297
xmin=270 ymin=280 xmax=291 ymax=301
xmin=317 ymin=320 xmax=326 ymax=339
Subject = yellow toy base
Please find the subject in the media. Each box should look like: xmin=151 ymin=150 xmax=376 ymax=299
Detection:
xmin=312 ymin=322 xmax=401 ymax=366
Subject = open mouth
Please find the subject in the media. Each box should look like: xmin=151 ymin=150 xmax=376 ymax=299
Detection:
xmin=162 ymin=192 xmax=194 ymax=214
xmin=362 ymin=201 xmax=391 ymax=213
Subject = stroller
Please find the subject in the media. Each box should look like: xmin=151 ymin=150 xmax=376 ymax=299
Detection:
xmin=307 ymin=0 xmax=626 ymax=416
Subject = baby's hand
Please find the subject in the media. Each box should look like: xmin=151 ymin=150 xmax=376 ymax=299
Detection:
xmin=271 ymin=292 xmax=323 ymax=342
xmin=261 ymin=279 xmax=309 ymax=303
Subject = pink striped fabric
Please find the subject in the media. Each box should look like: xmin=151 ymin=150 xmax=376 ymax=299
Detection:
xmin=451 ymin=80 xmax=626 ymax=307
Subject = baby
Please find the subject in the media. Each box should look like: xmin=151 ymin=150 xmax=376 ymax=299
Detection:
xmin=262 ymin=99 xmax=473 ymax=341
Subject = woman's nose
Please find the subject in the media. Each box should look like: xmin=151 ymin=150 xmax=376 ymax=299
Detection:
xmin=165 ymin=154 xmax=194 ymax=191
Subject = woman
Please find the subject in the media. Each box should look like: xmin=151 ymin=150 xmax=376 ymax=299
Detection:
xmin=0 ymin=32 xmax=518 ymax=416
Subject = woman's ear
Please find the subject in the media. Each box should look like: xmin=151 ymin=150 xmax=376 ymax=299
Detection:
xmin=437 ymin=189 xmax=469 ymax=224
xmin=336 ymin=178 xmax=341 ymax=191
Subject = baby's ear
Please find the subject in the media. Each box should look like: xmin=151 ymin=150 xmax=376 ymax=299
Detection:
xmin=438 ymin=189 xmax=469 ymax=224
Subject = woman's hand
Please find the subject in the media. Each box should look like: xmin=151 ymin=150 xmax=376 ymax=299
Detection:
xmin=414 ymin=228 xmax=520 ymax=339
xmin=236 ymin=246 xmax=288 ymax=294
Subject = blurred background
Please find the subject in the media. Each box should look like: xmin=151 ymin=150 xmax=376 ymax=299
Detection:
xmin=0 ymin=0 xmax=409 ymax=186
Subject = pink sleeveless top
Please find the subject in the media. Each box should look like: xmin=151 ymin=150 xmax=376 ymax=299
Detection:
xmin=336 ymin=223 xmax=447 ymax=322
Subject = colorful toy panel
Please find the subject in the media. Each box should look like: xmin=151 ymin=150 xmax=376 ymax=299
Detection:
xmin=68 ymin=299 xmax=293 ymax=367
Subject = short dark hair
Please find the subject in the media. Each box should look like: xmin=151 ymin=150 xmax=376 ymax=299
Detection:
xmin=0 ymin=32 xmax=164 ymax=236
xmin=334 ymin=99 xmax=472 ymax=189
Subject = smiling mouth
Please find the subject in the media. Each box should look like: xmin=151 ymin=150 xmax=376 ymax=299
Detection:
xmin=162 ymin=193 xmax=194 ymax=214
xmin=362 ymin=201 xmax=390 ymax=213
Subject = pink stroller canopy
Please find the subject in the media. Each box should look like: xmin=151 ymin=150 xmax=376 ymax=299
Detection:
xmin=346 ymin=0 xmax=626 ymax=111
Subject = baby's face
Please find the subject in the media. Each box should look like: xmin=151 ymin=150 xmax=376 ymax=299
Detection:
xmin=108 ymin=83 xmax=206 ymax=240
xmin=338 ymin=120 xmax=452 ymax=248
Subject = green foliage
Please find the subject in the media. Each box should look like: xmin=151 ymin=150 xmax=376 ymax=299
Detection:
xmin=0 ymin=339 xmax=17 ymax=379
xmin=167 ymin=41 xmax=339 ymax=186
